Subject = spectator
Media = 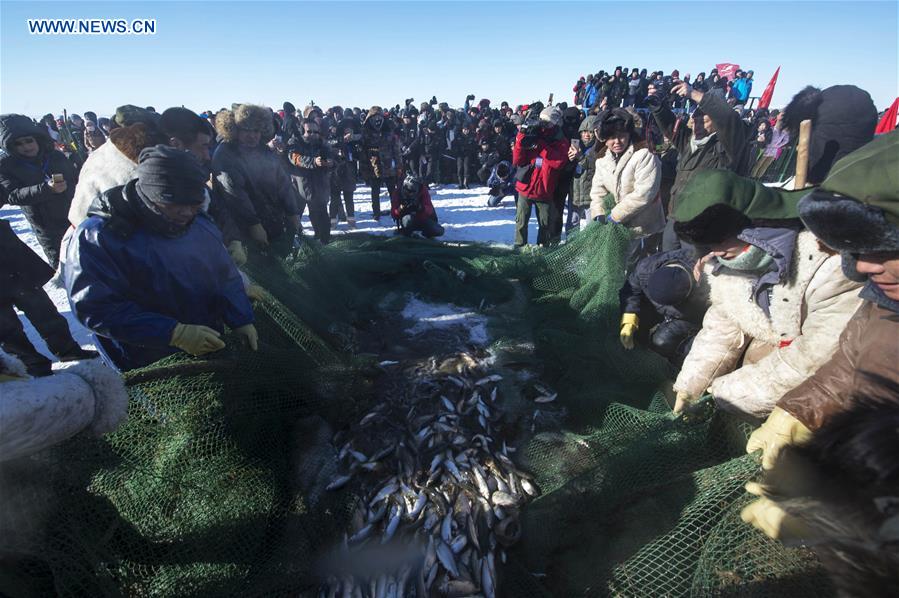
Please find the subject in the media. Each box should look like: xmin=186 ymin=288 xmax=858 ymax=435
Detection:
xmin=568 ymin=115 xmax=597 ymax=231
xmin=330 ymin=113 xmax=361 ymax=229
xmin=360 ymin=106 xmax=402 ymax=219
xmin=650 ymin=80 xmax=752 ymax=250
xmin=83 ymin=119 xmax=106 ymax=153
xmin=390 ymin=174 xmax=444 ymax=238
xmin=286 ymin=118 xmax=334 ymax=244
xmin=0 ymin=114 xmax=77 ymax=269
xmin=212 ymin=103 xmax=302 ymax=252
xmin=751 ymin=112 xmax=790 ymax=179
xmin=512 ymin=106 xmax=570 ymax=247
xmin=66 ymin=146 xmax=257 ymax=371
xmin=730 ymin=69 xmax=753 ymax=105
xmin=589 ymin=109 xmax=665 ymax=267
xmin=451 ymin=122 xmax=478 ymax=189
xmin=671 ymin=170 xmax=863 ymax=419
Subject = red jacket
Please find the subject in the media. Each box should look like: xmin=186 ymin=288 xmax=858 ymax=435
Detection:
xmin=390 ymin=184 xmax=436 ymax=224
xmin=512 ymin=130 xmax=570 ymax=201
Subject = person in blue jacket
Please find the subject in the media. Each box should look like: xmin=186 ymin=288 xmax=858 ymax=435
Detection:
xmin=730 ymin=70 xmax=754 ymax=105
xmin=65 ymin=145 xmax=257 ymax=371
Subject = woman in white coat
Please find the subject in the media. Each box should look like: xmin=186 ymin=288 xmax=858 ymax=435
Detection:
xmin=589 ymin=108 xmax=666 ymax=269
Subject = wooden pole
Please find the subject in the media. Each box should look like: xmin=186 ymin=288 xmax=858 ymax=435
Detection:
xmin=794 ymin=119 xmax=812 ymax=188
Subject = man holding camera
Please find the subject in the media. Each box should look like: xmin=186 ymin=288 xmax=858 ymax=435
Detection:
xmin=286 ymin=119 xmax=335 ymax=244
xmin=512 ymin=106 xmax=571 ymax=247
xmin=390 ymin=174 xmax=444 ymax=239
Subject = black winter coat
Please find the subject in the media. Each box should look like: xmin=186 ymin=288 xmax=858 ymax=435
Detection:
xmin=0 ymin=115 xmax=75 ymax=241
xmin=0 ymin=218 xmax=55 ymax=298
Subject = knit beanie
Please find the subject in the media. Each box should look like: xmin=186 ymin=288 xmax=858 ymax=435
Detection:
xmin=646 ymin=264 xmax=694 ymax=306
xmin=135 ymin=145 xmax=208 ymax=206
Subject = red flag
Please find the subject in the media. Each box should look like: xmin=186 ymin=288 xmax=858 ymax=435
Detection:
xmin=715 ymin=63 xmax=740 ymax=82
xmin=875 ymin=97 xmax=899 ymax=134
xmin=757 ymin=66 xmax=780 ymax=110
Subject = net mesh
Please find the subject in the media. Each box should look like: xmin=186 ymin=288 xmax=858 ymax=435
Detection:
xmin=0 ymin=223 xmax=832 ymax=597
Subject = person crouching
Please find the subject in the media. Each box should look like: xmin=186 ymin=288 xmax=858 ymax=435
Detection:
xmin=390 ymin=174 xmax=445 ymax=239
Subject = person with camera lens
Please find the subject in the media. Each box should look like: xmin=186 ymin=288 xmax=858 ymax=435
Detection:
xmin=286 ymin=119 xmax=335 ymax=244
xmin=421 ymin=118 xmax=444 ymax=187
xmin=400 ymin=109 xmax=421 ymax=179
xmin=360 ymin=106 xmax=401 ymax=220
xmin=648 ymin=79 xmax=752 ymax=250
xmin=390 ymin=174 xmax=444 ymax=239
xmin=512 ymin=106 xmax=571 ymax=247
xmin=328 ymin=114 xmax=361 ymax=229
xmin=451 ymin=122 xmax=478 ymax=189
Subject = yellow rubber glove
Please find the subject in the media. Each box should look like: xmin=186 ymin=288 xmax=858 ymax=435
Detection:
xmin=234 ymin=324 xmax=258 ymax=351
xmin=673 ymin=390 xmax=695 ymax=414
xmin=746 ymin=407 xmax=813 ymax=470
xmin=227 ymin=240 xmax=248 ymax=267
xmin=619 ymin=313 xmax=638 ymax=350
xmin=740 ymin=482 xmax=815 ymax=543
xmin=247 ymin=223 xmax=269 ymax=246
xmin=170 ymin=323 xmax=226 ymax=356
xmin=245 ymin=284 xmax=268 ymax=302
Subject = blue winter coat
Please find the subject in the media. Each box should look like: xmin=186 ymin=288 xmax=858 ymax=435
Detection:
xmin=583 ymin=84 xmax=599 ymax=112
xmin=731 ymin=78 xmax=752 ymax=103
xmin=65 ymin=181 xmax=254 ymax=371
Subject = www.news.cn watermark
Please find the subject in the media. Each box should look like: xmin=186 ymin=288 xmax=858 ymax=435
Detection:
xmin=28 ymin=19 xmax=156 ymax=35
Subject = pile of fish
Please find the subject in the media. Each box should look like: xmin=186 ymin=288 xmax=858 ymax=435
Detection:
xmin=318 ymin=354 xmax=552 ymax=598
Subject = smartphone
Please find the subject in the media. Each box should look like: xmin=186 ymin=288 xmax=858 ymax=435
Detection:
xmin=51 ymin=173 xmax=64 ymax=184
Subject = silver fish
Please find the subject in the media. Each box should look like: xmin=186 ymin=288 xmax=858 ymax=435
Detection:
xmin=450 ymin=534 xmax=468 ymax=554
xmin=408 ymin=492 xmax=427 ymax=519
xmin=491 ymin=491 xmax=518 ymax=507
xmin=326 ymin=474 xmax=353 ymax=491
xmin=520 ymin=477 xmax=539 ymax=497
xmin=382 ymin=505 xmax=401 ymax=543
xmin=436 ymin=541 xmax=460 ymax=577
xmin=348 ymin=523 xmax=373 ymax=543
xmin=475 ymin=374 xmax=502 ymax=386
xmin=481 ymin=554 xmax=496 ymax=598
xmin=441 ymin=511 xmax=454 ymax=542
xmin=534 ymin=393 xmax=557 ymax=403
xmin=369 ymin=480 xmax=399 ymax=506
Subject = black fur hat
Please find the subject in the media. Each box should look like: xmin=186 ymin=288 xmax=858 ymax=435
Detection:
xmin=595 ymin=108 xmax=635 ymax=142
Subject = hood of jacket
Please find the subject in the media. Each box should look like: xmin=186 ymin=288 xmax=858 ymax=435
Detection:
xmin=0 ymin=113 xmax=53 ymax=154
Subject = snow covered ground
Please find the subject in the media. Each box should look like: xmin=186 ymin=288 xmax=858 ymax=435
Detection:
xmin=5 ymin=183 xmax=540 ymax=361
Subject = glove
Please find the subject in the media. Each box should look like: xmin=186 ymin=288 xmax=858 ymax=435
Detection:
xmin=619 ymin=313 xmax=638 ymax=350
xmin=746 ymin=407 xmax=812 ymax=470
xmin=234 ymin=324 xmax=258 ymax=351
xmin=673 ymin=390 xmax=695 ymax=414
xmin=227 ymin=240 xmax=248 ymax=267
xmin=467 ymin=94 xmax=476 ymax=101
xmin=245 ymin=284 xmax=268 ymax=302
xmin=247 ymin=223 xmax=269 ymax=246
xmin=170 ymin=323 xmax=226 ymax=356
xmin=740 ymin=482 xmax=815 ymax=543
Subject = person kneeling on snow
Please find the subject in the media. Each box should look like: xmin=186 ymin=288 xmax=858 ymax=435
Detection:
xmin=66 ymin=145 xmax=258 ymax=371
xmin=391 ymin=174 xmax=444 ymax=239
xmin=671 ymin=170 xmax=863 ymax=419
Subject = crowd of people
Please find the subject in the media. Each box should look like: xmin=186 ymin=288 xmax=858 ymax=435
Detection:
xmin=1 ymin=62 xmax=898 ymax=592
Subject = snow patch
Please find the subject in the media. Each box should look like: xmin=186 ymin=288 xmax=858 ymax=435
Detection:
xmin=400 ymin=295 xmax=489 ymax=346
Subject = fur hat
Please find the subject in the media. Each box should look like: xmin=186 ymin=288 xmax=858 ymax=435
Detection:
xmin=214 ymin=104 xmax=274 ymax=143
xmin=595 ymin=108 xmax=634 ymax=141
xmin=538 ymin=106 xmax=561 ymax=127
xmin=114 ymin=104 xmax=159 ymax=128
xmin=798 ymin=130 xmax=899 ymax=256
xmin=783 ymin=85 xmax=877 ymax=184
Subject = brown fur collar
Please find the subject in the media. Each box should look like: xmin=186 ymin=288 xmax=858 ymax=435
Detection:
xmin=109 ymin=123 xmax=159 ymax=163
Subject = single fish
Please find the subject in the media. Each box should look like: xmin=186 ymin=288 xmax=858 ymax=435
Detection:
xmin=369 ymin=480 xmax=399 ymax=506
xmin=348 ymin=523 xmax=373 ymax=543
xmin=326 ymin=474 xmax=353 ymax=491
xmin=534 ymin=393 xmax=557 ymax=403
xmin=491 ymin=491 xmax=518 ymax=507
xmin=382 ymin=505 xmax=401 ymax=543
xmin=436 ymin=541 xmax=460 ymax=578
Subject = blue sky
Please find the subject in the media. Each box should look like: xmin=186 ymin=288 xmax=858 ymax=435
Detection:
xmin=1 ymin=0 xmax=897 ymax=119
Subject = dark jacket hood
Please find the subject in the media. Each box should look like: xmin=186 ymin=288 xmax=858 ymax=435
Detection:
xmin=0 ymin=114 xmax=53 ymax=154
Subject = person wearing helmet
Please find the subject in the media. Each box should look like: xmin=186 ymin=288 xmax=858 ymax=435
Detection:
xmin=390 ymin=174 xmax=444 ymax=239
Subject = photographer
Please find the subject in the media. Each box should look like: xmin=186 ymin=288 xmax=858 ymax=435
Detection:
xmin=399 ymin=107 xmax=421 ymax=178
xmin=390 ymin=174 xmax=444 ymax=238
xmin=328 ymin=115 xmax=361 ymax=229
xmin=360 ymin=106 xmax=401 ymax=219
xmin=648 ymin=80 xmax=751 ymax=250
xmin=286 ymin=119 xmax=334 ymax=244
xmin=451 ymin=122 xmax=478 ymax=189
xmin=512 ymin=106 xmax=571 ymax=247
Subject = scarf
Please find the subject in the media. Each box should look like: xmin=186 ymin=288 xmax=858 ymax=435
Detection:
xmin=689 ymin=132 xmax=716 ymax=154
xmin=717 ymin=244 xmax=775 ymax=273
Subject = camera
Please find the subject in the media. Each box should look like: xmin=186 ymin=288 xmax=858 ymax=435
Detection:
xmin=518 ymin=116 xmax=542 ymax=136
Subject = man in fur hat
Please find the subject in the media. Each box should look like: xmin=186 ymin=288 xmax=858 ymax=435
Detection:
xmin=744 ymin=130 xmax=899 ymax=469
xmin=670 ymin=170 xmax=863 ymax=419
xmin=212 ymin=104 xmax=302 ymax=251
xmin=359 ymin=106 xmax=402 ymax=219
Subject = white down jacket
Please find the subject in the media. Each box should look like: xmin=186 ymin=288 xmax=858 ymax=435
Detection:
xmin=673 ymin=231 xmax=864 ymax=419
xmin=589 ymin=142 xmax=665 ymax=237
